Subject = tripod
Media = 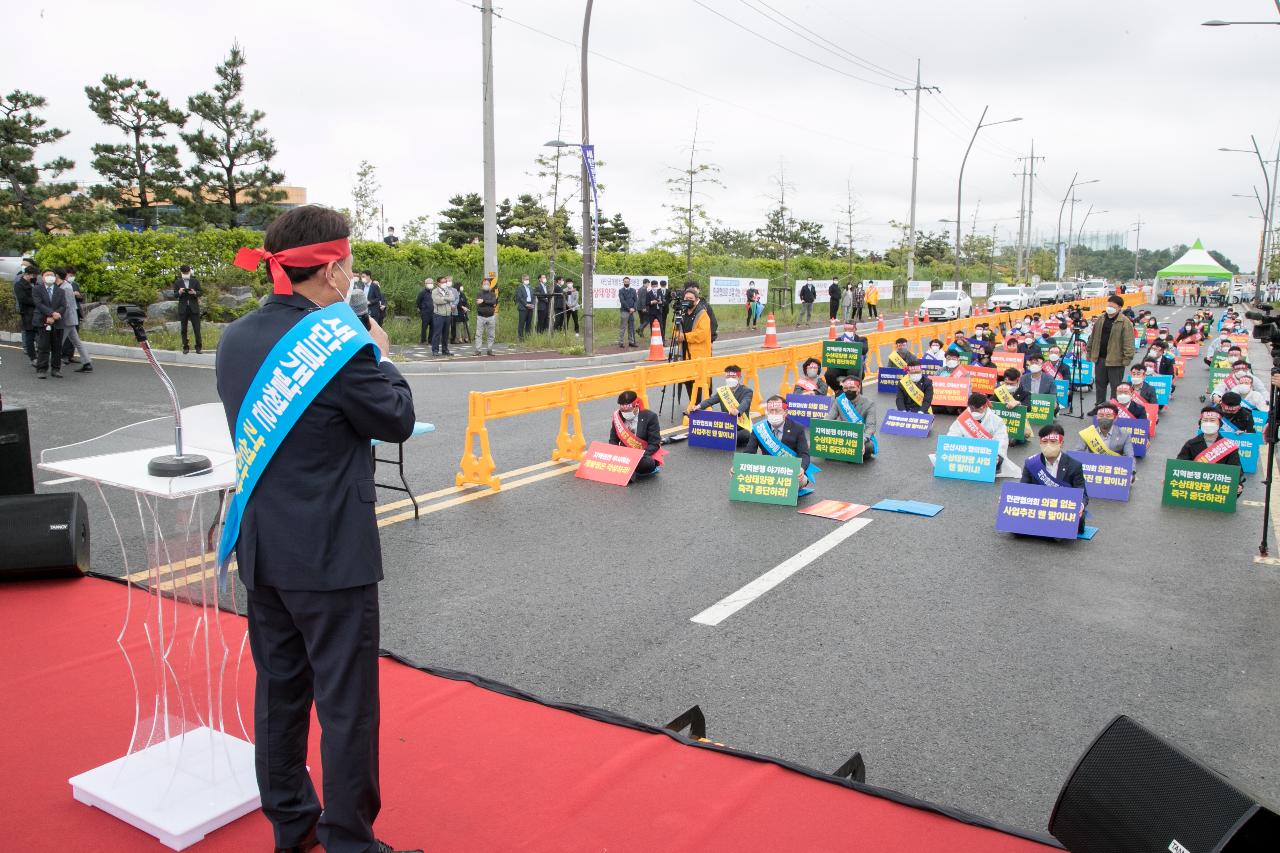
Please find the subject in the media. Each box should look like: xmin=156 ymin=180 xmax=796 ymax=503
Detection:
xmin=657 ymin=329 xmax=691 ymax=424
xmin=1059 ymin=326 xmax=1088 ymax=419
xmin=1260 ymin=373 xmax=1278 ymax=557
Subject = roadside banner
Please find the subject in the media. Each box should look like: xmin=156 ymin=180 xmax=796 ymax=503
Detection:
xmin=995 ymin=482 xmax=1085 ymax=538
xmin=907 ymin=280 xmax=932 ymax=299
xmin=688 ymin=410 xmax=738 ymax=451
xmin=710 ymin=276 xmax=769 ymax=306
xmin=592 ymin=274 xmax=668 ymax=309
xmin=970 ymin=282 xmax=988 ymax=297
xmin=575 ymin=441 xmax=643 ymax=486
xmin=794 ymin=278 xmax=834 ymax=304
xmin=730 ymin=453 xmax=800 ymax=506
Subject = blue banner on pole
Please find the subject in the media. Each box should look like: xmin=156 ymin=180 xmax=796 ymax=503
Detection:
xmin=996 ymin=482 xmax=1085 ymax=539
xmin=582 ymin=144 xmax=600 ymax=258
xmin=688 ymin=410 xmax=738 ymax=451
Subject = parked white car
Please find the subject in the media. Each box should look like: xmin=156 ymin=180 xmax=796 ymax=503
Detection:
xmin=1034 ymin=281 xmax=1066 ymax=305
xmin=1079 ymin=280 xmax=1110 ymax=299
xmin=916 ymin=289 xmax=972 ymax=321
xmin=986 ymin=285 xmax=1033 ymax=312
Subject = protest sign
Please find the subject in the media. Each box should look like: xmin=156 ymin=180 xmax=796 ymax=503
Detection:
xmin=995 ymin=482 xmax=1085 ymax=539
xmin=809 ymin=419 xmax=865 ymax=463
xmin=784 ymin=393 xmax=833 ymax=426
xmin=1207 ymin=366 xmax=1230 ymax=391
xmin=994 ymin=405 xmax=1028 ymax=443
xmin=1228 ymin=333 xmax=1249 ymax=347
xmin=1177 ymin=342 xmax=1199 ymax=358
xmin=1055 ymin=379 xmax=1070 ymax=408
xmin=1111 ymin=417 xmax=1149 ymax=457
xmin=920 ymin=356 xmax=943 ymax=377
xmin=907 ymin=280 xmax=932 ymax=299
xmin=1162 ymin=459 xmax=1239 ymax=513
xmin=970 ymin=282 xmax=988 ymax=297
xmin=877 ymin=367 xmax=905 ymax=394
xmin=688 ymin=410 xmax=739 ymax=451
xmin=1062 ymin=357 xmax=1095 ymax=386
xmin=575 ymin=442 xmax=643 ymax=486
xmin=1231 ymin=431 xmax=1262 ymax=475
xmin=1027 ymin=394 xmax=1056 ymax=426
xmin=1071 ymin=452 xmax=1133 ymax=501
xmin=1145 ymin=328 xmax=1157 ymax=342
xmin=591 ymin=274 xmax=668 ymax=309
xmin=992 ymin=351 xmax=1025 ymax=373
xmin=932 ymin=376 xmax=971 ymax=408
xmin=870 ymin=279 xmax=894 ymax=299
xmin=798 ymin=500 xmax=870 ymax=521
xmin=730 ymin=453 xmax=800 ymax=506
xmin=881 ymin=409 xmax=934 ymax=437
xmin=709 ymin=276 xmax=769 ymax=306
xmin=1144 ymin=374 xmax=1172 ymax=405
xmin=1253 ymin=407 xmax=1268 ymax=430
xmin=823 ymin=340 xmax=865 ymax=372
xmin=933 ymin=435 xmax=999 ymax=482
xmin=968 ymin=366 xmax=998 ymax=395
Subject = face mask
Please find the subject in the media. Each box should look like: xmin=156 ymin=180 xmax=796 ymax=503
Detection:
xmin=1040 ymin=441 xmax=1063 ymax=459
xmin=330 ymin=265 xmax=355 ymax=303
xmin=766 ymin=412 xmax=786 ymax=427
xmin=1201 ymin=421 xmax=1219 ymax=435
xmin=970 ymin=408 xmax=986 ymax=419
xmin=928 ymin=345 xmax=941 ymax=354
xmin=1029 ymin=363 xmax=1042 ymax=374
xmin=1097 ymin=417 xmax=1115 ymax=429
xmin=1105 ymin=306 xmax=1118 ymax=316
xmin=1116 ymin=393 xmax=1132 ymax=405
xmin=909 ymin=371 xmax=922 ymax=381
xmin=725 ymin=377 xmax=739 ymax=389
xmin=945 ymin=359 xmax=959 ymax=369
xmin=844 ymin=388 xmax=858 ymax=398
xmin=66 ymin=275 xmax=75 ymax=283
xmin=805 ymin=367 xmax=819 ymax=378
xmin=43 ymin=276 xmax=55 ymax=286
xmin=1049 ymin=353 xmax=1060 ymax=362
xmin=1235 ymin=371 xmax=1251 ymax=381
xmin=621 ymin=409 xmax=637 ymax=422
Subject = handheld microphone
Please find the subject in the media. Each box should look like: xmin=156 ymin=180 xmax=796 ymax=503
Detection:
xmin=349 ymin=289 xmax=372 ymax=329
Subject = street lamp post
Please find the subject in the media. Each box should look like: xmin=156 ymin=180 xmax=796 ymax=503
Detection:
xmin=1220 ymin=137 xmax=1276 ymax=303
xmin=955 ymin=107 xmax=1021 ymax=285
xmin=1071 ymin=206 xmax=1107 ymax=276
xmin=1055 ymin=175 xmax=1099 ymax=278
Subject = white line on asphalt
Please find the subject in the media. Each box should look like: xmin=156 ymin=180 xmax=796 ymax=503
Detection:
xmin=690 ymin=518 xmax=872 ymax=627
xmin=41 ymin=476 xmax=82 ymax=486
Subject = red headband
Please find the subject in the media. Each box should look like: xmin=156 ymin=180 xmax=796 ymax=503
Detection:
xmin=233 ymin=237 xmax=352 ymax=295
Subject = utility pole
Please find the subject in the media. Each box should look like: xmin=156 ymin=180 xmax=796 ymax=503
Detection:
xmin=895 ymin=60 xmax=939 ymax=282
xmin=1131 ymin=215 xmax=1144 ymax=281
xmin=1014 ymin=159 xmax=1028 ymax=280
xmin=481 ymin=0 xmax=498 ymax=281
xmin=580 ymin=0 xmax=595 ymax=354
xmin=1026 ymin=140 xmax=1040 ymax=279
xmin=1065 ymin=191 xmax=1079 ymax=278
xmin=1014 ymin=141 xmax=1045 ymax=280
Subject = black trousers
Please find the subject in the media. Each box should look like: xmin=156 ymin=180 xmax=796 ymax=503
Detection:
xmin=565 ymin=309 xmax=579 ymax=333
xmin=35 ymin=326 xmax=63 ymax=373
xmin=431 ymin=315 xmax=451 ymax=353
xmin=420 ymin=314 xmax=431 ymax=344
xmin=179 ymin=307 xmax=202 ymax=351
xmin=1094 ymin=361 xmax=1124 ymax=405
xmin=633 ymin=454 xmax=659 ymax=478
xmin=21 ymin=325 xmax=36 ymax=361
xmin=829 ymin=300 xmax=839 ymax=320
xmin=536 ymin=307 xmax=549 ymax=333
xmin=517 ymin=307 xmax=533 ymax=340
xmin=246 ymin=584 xmax=380 ymax=853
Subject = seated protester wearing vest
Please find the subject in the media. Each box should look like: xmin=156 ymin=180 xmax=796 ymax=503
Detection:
xmin=794 ymin=357 xmax=829 ymax=396
xmin=1020 ymin=352 xmax=1056 ymax=395
xmin=895 ymin=355 xmax=933 ymax=413
xmin=1021 ymin=423 xmax=1088 ymax=534
xmin=609 ymin=390 xmax=664 ymax=481
xmin=1126 ymin=362 xmax=1160 ymax=407
xmin=1042 ymin=345 xmax=1064 ymax=381
xmin=995 ymin=368 xmax=1034 ymax=443
xmin=1177 ymin=407 xmax=1245 ymax=496
xmin=924 ymin=338 xmax=945 ymax=362
xmin=824 ymin=322 xmax=868 ymax=390
xmin=1088 ymin=381 xmax=1146 ymax=422
xmin=743 ymin=395 xmax=813 ymax=489
xmin=827 ymin=374 xmax=877 ymax=460
xmin=947 ymin=392 xmax=1010 ymax=471
xmin=1217 ymin=391 xmax=1257 ymax=434
xmin=946 ymin=329 xmax=974 ymax=362
xmin=1211 ymin=360 xmax=1270 ymax=411
xmin=689 ymin=364 xmax=754 ymax=446
xmin=1076 ymin=402 xmax=1134 ymax=483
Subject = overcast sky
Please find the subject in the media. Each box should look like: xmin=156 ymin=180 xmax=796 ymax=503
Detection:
xmin=3 ymin=0 xmax=1278 ymax=270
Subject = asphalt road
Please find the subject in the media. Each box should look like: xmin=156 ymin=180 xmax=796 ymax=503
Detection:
xmin=3 ymin=303 xmax=1278 ymax=837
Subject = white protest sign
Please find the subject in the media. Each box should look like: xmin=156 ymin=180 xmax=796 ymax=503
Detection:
xmin=871 ymin=280 xmax=894 ymax=299
xmin=970 ymin=282 xmax=988 ymax=297
xmin=709 ymin=276 xmax=768 ymax=306
xmin=794 ymin=278 xmax=837 ymax=304
xmin=907 ymin=280 xmax=933 ymax=299
xmin=592 ymin=274 xmax=669 ymax=309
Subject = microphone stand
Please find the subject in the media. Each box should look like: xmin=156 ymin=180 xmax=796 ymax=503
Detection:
xmin=124 ymin=314 xmax=212 ymax=478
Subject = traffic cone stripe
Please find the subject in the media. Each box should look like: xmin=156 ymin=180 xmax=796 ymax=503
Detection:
xmin=762 ymin=313 xmax=779 ymax=349
xmin=645 ymin=319 xmax=665 ymax=361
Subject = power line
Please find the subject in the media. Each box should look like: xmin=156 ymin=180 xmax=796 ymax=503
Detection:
xmin=739 ymin=0 xmax=914 ymax=85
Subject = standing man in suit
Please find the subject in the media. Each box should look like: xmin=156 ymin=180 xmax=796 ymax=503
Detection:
xmin=219 ymin=206 xmax=419 ymax=853
xmin=12 ymin=265 xmax=38 ymax=365
xmin=516 ymin=274 xmax=534 ymax=341
xmin=174 ymin=264 xmax=203 ymax=354
xmin=32 ymin=268 xmax=67 ymax=378
xmin=617 ymin=275 xmax=638 ymax=347
xmin=797 ymin=279 xmax=816 ymax=327
xmin=551 ymin=276 xmax=566 ymax=332
xmin=608 ymin=390 xmax=664 ymax=481
xmin=535 ymin=274 xmax=552 ymax=333
xmin=365 ymin=272 xmax=387 ymax=324
xmin=416 ymin=277 xmax=433 ymax=344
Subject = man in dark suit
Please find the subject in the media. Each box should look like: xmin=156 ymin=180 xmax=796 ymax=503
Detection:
xmin=516 ymin=275 xmax=534 ymax=340
xmin=895 ymin=356 xmax=934 ymax=413
xmin=31 ymin=268 xmax=67 ymax=378
xmin=415 ymin=277 xmax=433 ymax=344
xmin=617 ymin=276 xmax=638 ymax=347
xmin=608 ymin=390 xmax=663 ymax=480
xmin=535 ymin=274 xmax=552 ymax=333
xmin=11 ymin=265 xmax=38 ymax=365
xmin=743 ymin=395 xmax=813 ymax=489
xmin=1021 ymin=423 xmax=1088 ymax=533
xmin=173 ymin=264 xmax=203 ymax=354
xmin=551 ymin=276 xmax=566 ymax=332
xmin=364 ymin=271 xmax=386 ymax=324
xmin=216 ymin=206 xmax=419 ymax=853
xmin=1019 ymin=353 xmax=1057 ymax=395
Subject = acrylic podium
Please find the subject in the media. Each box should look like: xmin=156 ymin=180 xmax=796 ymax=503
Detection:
xmin=39 ymin=403 xmax=258 ymax=849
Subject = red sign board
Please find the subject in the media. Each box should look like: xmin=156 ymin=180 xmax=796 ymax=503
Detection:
xmin=1177 ymin=342 xmax=1199 ymax=358
xmin=968 ymin=365 xmax=999 ymax=395
xmin=575 ymin=441 xmax=644 ymax=486
xmin=932 ymin=376 xmax=972 ymax=408
xmin=992 ymin=351 xmax=1026 ymax=374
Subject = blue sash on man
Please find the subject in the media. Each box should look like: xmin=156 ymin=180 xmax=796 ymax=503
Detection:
xmin=1025 ymin=453 xmax=1089 ymax=519
xmin=751 ymin=419 xmax=820 ymax=496
xmin=216 ymin=300 xmax=377 ymax=584
xmin=835 ymin=392 xmax=879 ymax=454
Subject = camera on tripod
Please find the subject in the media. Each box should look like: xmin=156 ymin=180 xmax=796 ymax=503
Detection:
xmin=1245 ymin=304 xmax=1280 ymax=370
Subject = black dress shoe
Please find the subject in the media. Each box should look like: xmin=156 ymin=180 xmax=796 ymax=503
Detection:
xmin=195 ymin=348 xmax=202 ymax=354
xmin=75 ymin=363 xmax=93 ymax=372
xmin=273 ymin=824 xmax=319 ymax=853
xmin=182 ymin=347 xmax=189 ymax=354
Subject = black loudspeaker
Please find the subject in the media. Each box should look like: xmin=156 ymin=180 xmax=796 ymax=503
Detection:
xmin=0 ymin=493 xmax=90 ymax=580
xmin=0 ymin=408 xmax=35 ymax=496
xmin=1050 ymin=715 xmax=1280 ymax=853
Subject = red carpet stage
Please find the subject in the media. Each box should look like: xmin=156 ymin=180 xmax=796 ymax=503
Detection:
xmin=0 ymin=577 xmax=1060 ymax=851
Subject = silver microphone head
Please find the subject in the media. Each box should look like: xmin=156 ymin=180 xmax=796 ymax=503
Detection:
xmin=349 ymin=288 xmax=370 ymax=317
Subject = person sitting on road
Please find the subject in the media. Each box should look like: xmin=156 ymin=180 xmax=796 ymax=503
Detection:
xmin=827 ymin=374 xmax=877 ymax=460
xmin=995 ymin=368 xmax=1033 ymax=444
xmin=1020 ymin=353 xmax=1056 ymax=395
xmin=946 ymin=329 xmax=974 ymax=362
xmin=609 ymin=390 xmax=663 ymax=481
xmin=895 ymin=355 xmax=934 ymax=413
xmin=824 ymin=321 xmax=868 ymax=389
xmin=689 ymin=364 xmax=753 ymax=446
xmin=1177 ymin=407 xmax=1245 ymax=495
xmin=947 ymin=392 xmax=1010 ymax=471
xmin=1021 ymin=423 xmax=1088 ymax=533
xmin=1126 ymin=362 xmax=1160 ymax=407
xmin=1145 ymin=340 xmax=1176 ymax=378
xmin=1175 ymin=319 xmax=1200 ymax=343
xmin=1211 ymin=360 xmax=1270 ymax=412
xmin=1217 ymin=391 xmax=1257 ymax=434
xmin=793 ymin=357 xmax=829 ymax=395
xmin=1042 ymin=345 xmax=1064 ymax=380
xmin=973 ymin=343 xmax=996 ymax=370
xmin=1077 ymin=401 xmax=1134 ymax=459
xmin=1087 ymin=381 xmax=1146 ymax=422
xmin=742 ymin=395 xmax=812 ymax=489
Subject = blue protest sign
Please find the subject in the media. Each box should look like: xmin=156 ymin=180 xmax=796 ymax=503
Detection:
xmin=1055 ymin=379 xmax=1070 ymax=408
xmin=920 ymin=356 xmax=943 ymax=377
xmin=1144 ymin=374 xmax=1172 ymax=405
xmin=933 ymin=435 xmax=998 ymax=482
xmin=995 ymin=482 xmax=1086 ymax=539
xmin=1112 ymin=417 xmax=1149 ymax=458
xmin=881 ymin=409 xmax=934 ymax=438
xmin=688 ymin=410 xmax=738 ymax=451
xmin=1070 ymin=451 xmax=1134 ymax=501
xmin=877 ymin=367 xmax=905 ymax=394
xmin=1252 ymin=406 xmax=1268 ymax=430
xmin=1062 ymin=357 xmax=1095 ymax=386
xmin=783 ymin=393 xmax=832 ymax=426
xmin=1234 ymin=431 xmax=1262 ymax=475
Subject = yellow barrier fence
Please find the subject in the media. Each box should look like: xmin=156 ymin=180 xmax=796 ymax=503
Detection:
xmin=456 ymin=295 xmax=1142 ymax=489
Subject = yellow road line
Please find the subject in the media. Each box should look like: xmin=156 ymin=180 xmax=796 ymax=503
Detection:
xmin=373 ymin=458 xmax=560 ymax=514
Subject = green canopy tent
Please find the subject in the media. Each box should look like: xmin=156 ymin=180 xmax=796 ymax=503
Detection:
xmin=1156 ymin=239 xmax=1233 ymax=281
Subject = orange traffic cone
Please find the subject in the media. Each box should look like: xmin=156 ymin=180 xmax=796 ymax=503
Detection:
xmin=645 ymin=319 xmax=665 ymax=361
xmin=827 ymin=318 xmax=837 ymax=340
xmin=762 ymin=313 xmax=779 ymax=349
xmin=876 ymin=314 xmax=885 ymax=332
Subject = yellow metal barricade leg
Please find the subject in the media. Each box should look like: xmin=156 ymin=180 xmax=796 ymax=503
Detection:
xmin=456 ymin=393 xmax=501 ymax=490
xmin=553 ymin=382 xmax=586 ymax=462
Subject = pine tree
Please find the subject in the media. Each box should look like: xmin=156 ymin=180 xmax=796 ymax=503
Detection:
xmin=0 ymin=90 xmax=77 ymax=236
xmin=599 ymin=212 xmax=631 ymax=253
xmin=84 ymin=74 xmax=186 ymax=228
xmin=438 ymin=193 xmax=485 ymax=247
xmin=181 ymin=44 xmax=284 ymax=228
xmin=496 ymin=197 xmax=514 ymax=244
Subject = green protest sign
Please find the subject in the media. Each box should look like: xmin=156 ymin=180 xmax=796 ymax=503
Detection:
xmin=994 ymin=404 xmax=1028 ymax=443
xmin=822 ymin=340 xmax=865 ymax=372
xmin=1027 ymin=394 xmax=1056 ymax=426
xmin=730 ymin=453 xmax=800 ymax=506
xmin=1161 ymin=459 xmax=1239 ymax=513
xmin=1207 ymin=366 xmax=1229 ymax=392
xmin=808 ymin=418 xmax=864 ymax=463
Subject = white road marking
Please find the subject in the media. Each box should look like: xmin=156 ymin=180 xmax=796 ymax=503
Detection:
xmin=41 ymin=476 xmax=82 ymax=486
xmin=690 ymin=518 xmax=872 ymax=626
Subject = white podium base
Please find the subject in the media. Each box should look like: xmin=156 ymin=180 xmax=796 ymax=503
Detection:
xmin=70 ymin=727 xmax=259 ymax=850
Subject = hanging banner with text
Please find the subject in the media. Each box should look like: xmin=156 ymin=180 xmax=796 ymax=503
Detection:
xmin=970 ymin=282 xmax=989 ymax=297
xmin=995 ymin=482 xmax=1085 ymax=538
xmin=881 ymin=409 xmax=934 ymax=437
xmin=1162 ymin=459 xmax=1239 ymax=513
xmin=575 ymin=441 xmax=643 ymax=486
xmin=784 ymin=393 xmax=834 ymax=426
xmin=688 ymin=410 xmax=739 ymax=451
xmin=1072 ymin=452 xmax=1134 ymax=501
xmin=709 ymin=276 xmax=769 ymax=307
xmin=794 ymin=278 xmax=835 ymax=305
xmin=591 ymin=274 xmax=669 ymax=309
xmin=822 ymin=340 xmax=865 ymax=372
xmin=808 ymin=419 xmax=864 ymax=463
xmin=870 ymin=280 xmax=894 ymax=300
xmin=907 ymin=280 xmax=932 ymax=299
xmin=730 ymin=453 xmax=800 ymax=506
xmin=933 ymin=435 xmax=999 ymax=482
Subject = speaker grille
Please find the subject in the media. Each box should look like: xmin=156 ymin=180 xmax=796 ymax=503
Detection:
xmin=0 ymin=493 xmax=89 ymax=579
